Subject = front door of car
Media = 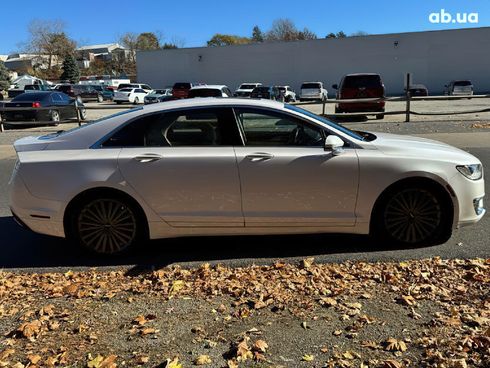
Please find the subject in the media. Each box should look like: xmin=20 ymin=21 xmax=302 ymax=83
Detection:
xmin=113 ymin=107 xmax=244 ymax=227
xmin=233 ymin=107 xmax=359 ymax=227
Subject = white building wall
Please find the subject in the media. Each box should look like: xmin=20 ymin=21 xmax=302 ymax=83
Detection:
xmin=136 ymin=27 xmax=490 ymax=95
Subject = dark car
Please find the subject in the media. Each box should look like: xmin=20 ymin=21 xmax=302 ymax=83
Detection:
xmin=0 ymin=91 xmax=86 ymax=124
xmin=333 ymin=73 xmax=386 ymax=119
xmin=407 ymin=84 xmax=428 ymax=97
xmin=55 ymin=84 xmax=104 ymax=102
xmin=250 ymin=86 xmax=281 ymax=100
xmin=172 ymin=82 xmax=194 ymax=99
xmin=92 ymin=85 xmax=114 ymax=100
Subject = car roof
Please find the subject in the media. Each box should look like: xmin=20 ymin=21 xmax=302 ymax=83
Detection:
xmin=301 ymin=81 xmax=322 ymax=84
xmin=138 ymin=98 xmax=282 ymax=112
xmin=190 ymin=85 xmax=228 ymax=90
xmin=343 ymin=73 xmax=380 ymax=77
xmin=239 ymin=83 xmax=261 ymax=85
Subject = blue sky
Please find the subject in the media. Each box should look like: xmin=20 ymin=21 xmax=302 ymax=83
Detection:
xmin=1 ymin=0 xmax=488 ymax=54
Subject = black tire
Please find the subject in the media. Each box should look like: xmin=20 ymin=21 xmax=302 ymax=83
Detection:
xmin=97 ymin=94 xmax=104 ymax=103
xmin=134 ymin=97 xmax=139 ymax=105
xmin=116 ymin=101 xmax=122 ymax=104
xmin=67 ymin=193 xmax=146 ymax=255
xmin=373 ymin=184 xmax=451 ymax=246
xmin=376 ymin=114 xmax=384 ymax=120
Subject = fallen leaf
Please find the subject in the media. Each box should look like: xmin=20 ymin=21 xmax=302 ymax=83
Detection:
xmin=195 ymin=355 xmax=212 ymax=365
xmin=384 ymin=338 xmax=407 ymax=352
xmin=166 ymin=357 xmax=182 ymax=368
xmin=253 ymin=339 xmax=268 ymax=353
xmin=302 ymin=354 xmax=314 ymax=362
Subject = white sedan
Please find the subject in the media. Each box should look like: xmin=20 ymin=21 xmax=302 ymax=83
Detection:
xmin=113 ymin=88 xmax=148 ymax=104
xmin=9 ymin=99 xmax=485 ymax=254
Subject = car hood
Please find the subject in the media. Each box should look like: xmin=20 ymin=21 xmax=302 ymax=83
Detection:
xmin=369 ymin=132 xmax=480 ymax=164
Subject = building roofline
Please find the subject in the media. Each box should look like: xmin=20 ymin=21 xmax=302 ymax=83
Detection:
xmin=137 ymin=26 xmax=490 ymax=55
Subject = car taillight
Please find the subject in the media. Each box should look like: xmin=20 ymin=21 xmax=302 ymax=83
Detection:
xmin=32 ymin=102 xmax=41 ymax=108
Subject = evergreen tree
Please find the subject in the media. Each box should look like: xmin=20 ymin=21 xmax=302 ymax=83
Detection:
xmin=0 ymin=61 xmax=11 ymax=91
xmin=60 ymin=54 xmax=80 ymax=83
xmin=252 ymin=26 xmax=264 ymax=42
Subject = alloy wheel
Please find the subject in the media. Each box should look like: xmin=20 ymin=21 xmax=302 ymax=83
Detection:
xmin=77 ymin=198 xmax=137 ymax=254
xmin=383 ymin=188 xmax=441 ymax=244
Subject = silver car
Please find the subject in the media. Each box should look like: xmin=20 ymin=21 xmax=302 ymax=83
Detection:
xmin=9 ymin=99 xmax=485 ymax=254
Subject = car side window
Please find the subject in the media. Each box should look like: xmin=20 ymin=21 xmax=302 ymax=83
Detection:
xmin=234 ymin=108 xmax=324 ymax=147
xmin=102 ymin=108 xmax=241 ymax=148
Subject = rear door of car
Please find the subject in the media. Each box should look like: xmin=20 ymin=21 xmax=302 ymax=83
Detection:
xmin=114 ymin=107 xmax=244 ymax=227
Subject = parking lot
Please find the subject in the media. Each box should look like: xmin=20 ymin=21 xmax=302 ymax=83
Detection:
xmin=0 ymin=98 xmax=489 ymax=271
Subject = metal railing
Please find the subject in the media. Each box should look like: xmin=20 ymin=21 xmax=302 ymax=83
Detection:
xmin=292 ymin=94 xmax=490 ymax=122
xmin=1 ymin=94 xmax=489 ymax=132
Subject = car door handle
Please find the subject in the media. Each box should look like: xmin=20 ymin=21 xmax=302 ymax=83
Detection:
xmin=133 ymin=153 xmax=163 ymax=163
xmin=245 ymin=152 xmax=274 ymax=162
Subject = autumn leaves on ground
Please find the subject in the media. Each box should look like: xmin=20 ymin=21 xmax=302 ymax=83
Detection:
xmin=0 ymin=258 xmax=489 ymax=368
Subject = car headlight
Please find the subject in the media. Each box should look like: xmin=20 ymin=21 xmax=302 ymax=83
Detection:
xmin=456 ymin=164 xmax=483 ymax=180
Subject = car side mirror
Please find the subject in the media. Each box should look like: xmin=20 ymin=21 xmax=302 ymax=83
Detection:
xmin=332 ymin=84 xmax=338 ymax=90
xmin=324 ymin=135 xmax=345 ymax=155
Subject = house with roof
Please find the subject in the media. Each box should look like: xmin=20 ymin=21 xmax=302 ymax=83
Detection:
xmin=76 ymin=43 xmax=132 ymax=68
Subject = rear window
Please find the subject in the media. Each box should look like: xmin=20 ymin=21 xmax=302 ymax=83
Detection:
xmin=254 ymin=87 xmax=270 ymax=93
xmin=454 ymin=81 xmax=472 ymax=86
xmin=154 ymin=89 xmax=167 ymax=94
xmin=12 ymin=93 xmax=50 ymax=101
xmin=188 ymin=89 xmax=222 ymax=98
xmin=239 ymin=84 xmax=258 ymax=90
xmin=342 ymin=75 xmax=382 ymax=88
xmin=118 ymin=84 xmax=135 ymax=89
xmin=301 ymin=83 xmax=321 ymax=89
xmin=173 ymin=83 xmax=191 ymax=89
xmin=119 ymin=88 xmax=133 ymax=92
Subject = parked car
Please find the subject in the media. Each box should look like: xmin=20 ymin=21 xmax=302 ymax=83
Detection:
xmin=171 ymin=82 xmax=195 ymax=99
xmin=234 ymin=83 xmax=262 ymax=98
xmin=407 ymin=84 xmax=428 ymax=97
xmin=117 ymin=83 xmax=152 ymax=92
xmin=250 ymin=86 xmax=281 ymax=100
xmin=0 ymin=91 xmax=86 ymax=123
xmin=332 ymin=73 xmax=386 ymax=119
xmin=92 ymin=85 xmax=114 ymax=101
xmin=55 ymin=84 xmax=104 ymax=103
xmin=188 ymin=85 xmax=232 ymax=98
xmin=9 ymin=98 xmax=485 ymax=255
xmin=299 ymin=82 xmax=328 ymax=102
xmin=144 ymin=89 xmax=173 ymax=104
xmin=444 ymin=80 xmax=474 ymax=96
xmin=277 ymin=86 xmax=296 ymax=102
xmin=113 ymin=88 xmax=148 ymax=104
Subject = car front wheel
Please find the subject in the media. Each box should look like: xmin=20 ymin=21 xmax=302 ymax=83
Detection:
xmin=69 ymin=195 xmax=144 ymax=255
xmin=375 ymin=186 xmax=450 ymax=246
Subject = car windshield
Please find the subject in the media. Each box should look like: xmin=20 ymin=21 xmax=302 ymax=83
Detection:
xmin=12 ymin=93 xmax=50 ymax=101
xmin=285 ymin=104 xmax=365 ymax=141
xmin=188 ymin=89 xmax=222 ymax=97
xmin=301 ymin=83 xmax=321 ymax=89
xmin=454 ymin=81 xmax=472 ymax=86
xmin=342 ymin=75 xmax=382 ymax=88
xmin=153 ymin=89 xmax=167 ymax=94
xmin=239 ymin=84 xmax=258 ymax=90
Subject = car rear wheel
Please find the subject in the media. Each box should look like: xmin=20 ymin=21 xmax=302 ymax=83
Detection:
xmin=376 ymin=187 xmax=449 ymax=246
xmin=97 ymin=94 xmax=103 ymax=103
xmin=50 ymin=110 xmax=60 ymax=122
xmin=134 ymin=97 xmax=140 ymax=104
xmin=70 ymin=196 xmax=143 ymax=255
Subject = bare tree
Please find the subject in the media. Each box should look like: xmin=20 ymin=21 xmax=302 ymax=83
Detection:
xmin=25 ymin=19 xmax=76 ymax=69
xmin=265 ymin=18 xmax=317 ymax=42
